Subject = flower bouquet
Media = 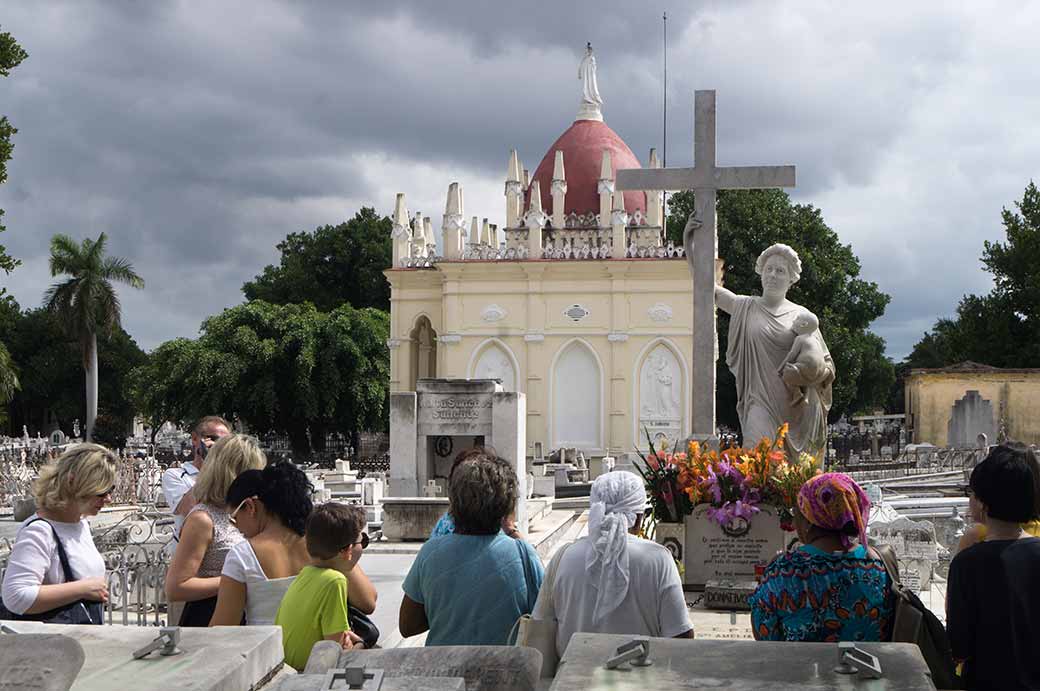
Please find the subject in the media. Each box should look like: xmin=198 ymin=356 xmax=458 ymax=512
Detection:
xmin=635 ymin=424 xmax=820 ymax=534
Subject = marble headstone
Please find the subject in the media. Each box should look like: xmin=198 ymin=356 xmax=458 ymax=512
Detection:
xmin=685 ymin=504 xmax=786 ymax=588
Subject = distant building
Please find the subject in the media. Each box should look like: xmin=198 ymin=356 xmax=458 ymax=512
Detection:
xmin=905 ymin=361 xmax=1040 ymax=447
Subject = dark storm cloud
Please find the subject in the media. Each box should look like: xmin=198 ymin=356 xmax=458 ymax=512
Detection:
xmin=1 ymin=2 xmax=1038 ymax=358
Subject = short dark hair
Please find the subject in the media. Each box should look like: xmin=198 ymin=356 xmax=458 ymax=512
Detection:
xmin=194 ymin=415 xmax=231 ymax=435
xmin=226 ymin=463 xmax=314 ymax=536
xmin=970 ymin=444 xmax=1040 ymax=523
xmin=306 ymin=503 xmax=366 ymax=560
xmin=448 ymin=445 xmax=497 ymax=486
xmin=449 ymin=452 xmax=517 ymax=534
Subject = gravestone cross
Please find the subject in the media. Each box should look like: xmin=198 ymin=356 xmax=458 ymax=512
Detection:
xmin=617 ymin=90 xmax=796 ymax=441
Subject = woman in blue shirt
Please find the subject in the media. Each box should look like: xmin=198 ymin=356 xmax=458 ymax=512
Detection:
xmin=749 ymin=472 xmax=893 ymax=642
xmin=401 ymin=451 xmax=542 ymax=646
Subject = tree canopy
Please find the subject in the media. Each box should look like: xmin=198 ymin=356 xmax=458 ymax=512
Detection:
xmin=0 ymin=28 xmax=27 ymax=286
xmin=906 ymin=181 xmax=1040 ymax=369
xmin=2 ymin=307 xmax=145 ymax=443
xmin=128 ymin=301 xmax=390 ymax=459
xmin=242 ymin=207 xmax=393 ymax=311
xmin=666 ymin=189 xmax=894 ymax=431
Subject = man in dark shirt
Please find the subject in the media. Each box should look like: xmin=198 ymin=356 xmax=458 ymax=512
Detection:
xmin=947 ymin=444 xmax=1040 ymax=690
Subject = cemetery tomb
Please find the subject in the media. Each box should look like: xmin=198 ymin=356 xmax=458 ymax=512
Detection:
xmin=385 ymin=45 xmax=694 ymax=463
xmin=551 ymin=633 xmax=937 ymax=690
xmin=387 ymin=379 xmax=528 ymax=537
xmin=0 ymin=622 xmax=285 ymax=691
xmin=303 ymin=643 xmax=542 ymax=691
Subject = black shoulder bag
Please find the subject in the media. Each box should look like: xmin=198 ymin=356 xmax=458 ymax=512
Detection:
xmin=0 ymin=517 xmax=104 ymax=625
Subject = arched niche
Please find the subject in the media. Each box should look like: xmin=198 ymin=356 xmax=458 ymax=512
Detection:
xmin=468 ymin=339 xmax=519 ymax=392
xmin=408 ymin=315 xmax=437 ymax=391
xmin=550 ymin=339 xmax=603 ymax=452
xmin=634 ymin=340 xmax=687 ymax=451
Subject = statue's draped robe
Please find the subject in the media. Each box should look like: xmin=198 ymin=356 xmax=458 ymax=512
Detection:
xmin=726 ymin=295 xmax=834 ymax=459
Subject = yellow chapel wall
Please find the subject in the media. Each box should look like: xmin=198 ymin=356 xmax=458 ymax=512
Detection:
xmin=385 ymin=259 xmax=693 ymax=459
xmin=905 ymin=369 xmax=1040 ymax=446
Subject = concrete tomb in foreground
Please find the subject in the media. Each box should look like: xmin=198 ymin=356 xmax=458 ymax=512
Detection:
xmin=302 ymin=642 xmax=541 ymax=691
xmin=552 ymin=633 xmax=936 ymax=690
xmin=0 ymin=621 xmax=284 ymax=691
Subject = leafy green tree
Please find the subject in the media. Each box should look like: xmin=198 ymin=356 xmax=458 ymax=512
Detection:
xmin=135 ymin=301 xmax=389 ymax=459
xmin=666 ymin=189 xmax=894 ymax=431
xmin=3 ymin=308 xmax=144 ymax=439
xmin=0 ymin=342 xmax=17 ymax=408
xmin=906 ymin=182 xmax=1040 ymax=369
xmin=127 ymin=338 xmax=206 ymax=443
xmin=242 ymin=207 xmax=393 ymax=311
xmin=44 ymin=233 xmax=144 ymax=441
xmin=0 ymin=28 xmax=27 ymax=288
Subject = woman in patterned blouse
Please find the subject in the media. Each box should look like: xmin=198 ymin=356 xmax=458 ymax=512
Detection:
xmin=749 ymin=472 xmax=894 ymax=642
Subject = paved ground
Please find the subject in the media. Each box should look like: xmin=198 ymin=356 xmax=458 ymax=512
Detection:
xmin=361 ymin=552 xmax=419 ymax=647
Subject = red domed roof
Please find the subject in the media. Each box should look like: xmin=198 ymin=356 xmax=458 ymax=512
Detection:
xmin=525 ymin=119 xmax=646 ymax=219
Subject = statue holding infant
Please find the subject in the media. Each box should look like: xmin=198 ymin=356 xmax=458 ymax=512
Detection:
xmin=713 ymin=240 xmax=835 ymax=461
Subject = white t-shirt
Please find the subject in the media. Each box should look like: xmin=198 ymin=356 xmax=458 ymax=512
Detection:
xmin=221 ymin=540 xmax=267 ymax=583
xmin=1 ymin=514 xmax=106 ymax=615
xmin=220 ymin=540 xmax=295 ymax=626
xmin=536 ymin=535 xmax=692 ymax=657
xmin=161 ymin=462 xmax=199 ymax=538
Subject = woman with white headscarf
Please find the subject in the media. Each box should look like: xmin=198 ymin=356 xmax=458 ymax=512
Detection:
xmin=532 ymin=471 xmax=693 ymax=659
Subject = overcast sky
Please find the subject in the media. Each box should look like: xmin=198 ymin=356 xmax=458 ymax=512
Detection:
xmin=1 ymin=2 xmax=1038 ymax=358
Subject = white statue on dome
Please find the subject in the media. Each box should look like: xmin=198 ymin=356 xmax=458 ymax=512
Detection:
xmin=577 ymin=43 xmax=603 ymax=121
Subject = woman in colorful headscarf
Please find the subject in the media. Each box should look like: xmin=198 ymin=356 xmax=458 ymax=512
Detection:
xmin=749 ymin=472 xmax=894 ymax=642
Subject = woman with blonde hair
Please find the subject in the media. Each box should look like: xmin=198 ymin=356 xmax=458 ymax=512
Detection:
xmin=1 ymin=443 xmax=118 ymax=624
xmin=166 ymin=433 xmax=265 ymax=626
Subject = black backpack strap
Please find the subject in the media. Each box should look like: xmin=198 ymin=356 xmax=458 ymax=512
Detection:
xmin=26 ymin=517 xmax=79 ymax=584
xmin=868 ymin=541 xmax=902 ymax=591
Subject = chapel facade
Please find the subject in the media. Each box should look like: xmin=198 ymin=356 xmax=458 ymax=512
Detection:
xmin=384 ymin=49 xmax=693 ymax=461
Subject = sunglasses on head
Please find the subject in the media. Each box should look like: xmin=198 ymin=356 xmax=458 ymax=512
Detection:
xmin=229 ymin=496 xmax=257 ymax=526
xmin=95 ymin=486 xmax=115 ymax=498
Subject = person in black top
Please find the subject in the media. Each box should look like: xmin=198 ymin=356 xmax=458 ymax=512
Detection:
xmin=947 ymin=443 xmax=1040 ymax=690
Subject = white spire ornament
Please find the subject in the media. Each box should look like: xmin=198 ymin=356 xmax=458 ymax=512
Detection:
xmin=576 ymin=42 xmax=604 ymax=122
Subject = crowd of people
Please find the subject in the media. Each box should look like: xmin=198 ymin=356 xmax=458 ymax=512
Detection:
xmin=4 ymin=416 xmax=1040 ymax=688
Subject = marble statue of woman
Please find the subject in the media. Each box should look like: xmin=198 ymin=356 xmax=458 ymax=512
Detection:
xmin=577 ymin=43 xmax=603 ymax=121
xmin=715 ymin=242 xmax=835 ymax=460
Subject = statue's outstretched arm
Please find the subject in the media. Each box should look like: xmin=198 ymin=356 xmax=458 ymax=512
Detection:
xmin=715 ymin=283 xmax=738 ymax=315
xmin=683 ymin=211 xmax=738 ymax=314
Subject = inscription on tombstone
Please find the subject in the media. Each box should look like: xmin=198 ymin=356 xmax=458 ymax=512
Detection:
xmin=685 ymin=504 xmax=785 ymax=587
xmin=417 ymin=394 xmax=493 ymax=436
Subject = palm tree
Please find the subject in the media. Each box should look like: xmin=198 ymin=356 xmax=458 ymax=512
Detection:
xmin=44 ymin=233 xmax=144 ymax=441
xmin=0 ymin=341 xmax=18 ymax=407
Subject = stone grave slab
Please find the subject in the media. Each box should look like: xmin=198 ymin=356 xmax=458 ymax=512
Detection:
xmin=272 ymin=672 xmax=464 ymax=691
xmin=0 ymin=633 xmax=85 ymax=691
xmin=0 ymin=621 xmax=283 ymax=691
xmin=684 ymin=504 xmax=786 ymax=589
xmin=381 ymin=497 xmax=449 ymax=541
xmin=552 ymin=633 xmax=936 ymax=690
xmin=303 ymin=642 xmax=541 ymax=691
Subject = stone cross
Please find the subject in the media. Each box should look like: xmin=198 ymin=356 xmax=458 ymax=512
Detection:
xmin=617 ymin=90 xmax=796 ymax=441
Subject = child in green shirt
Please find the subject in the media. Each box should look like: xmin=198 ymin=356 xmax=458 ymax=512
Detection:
xmin=275 ymin=503 xmax=368 ymax=671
